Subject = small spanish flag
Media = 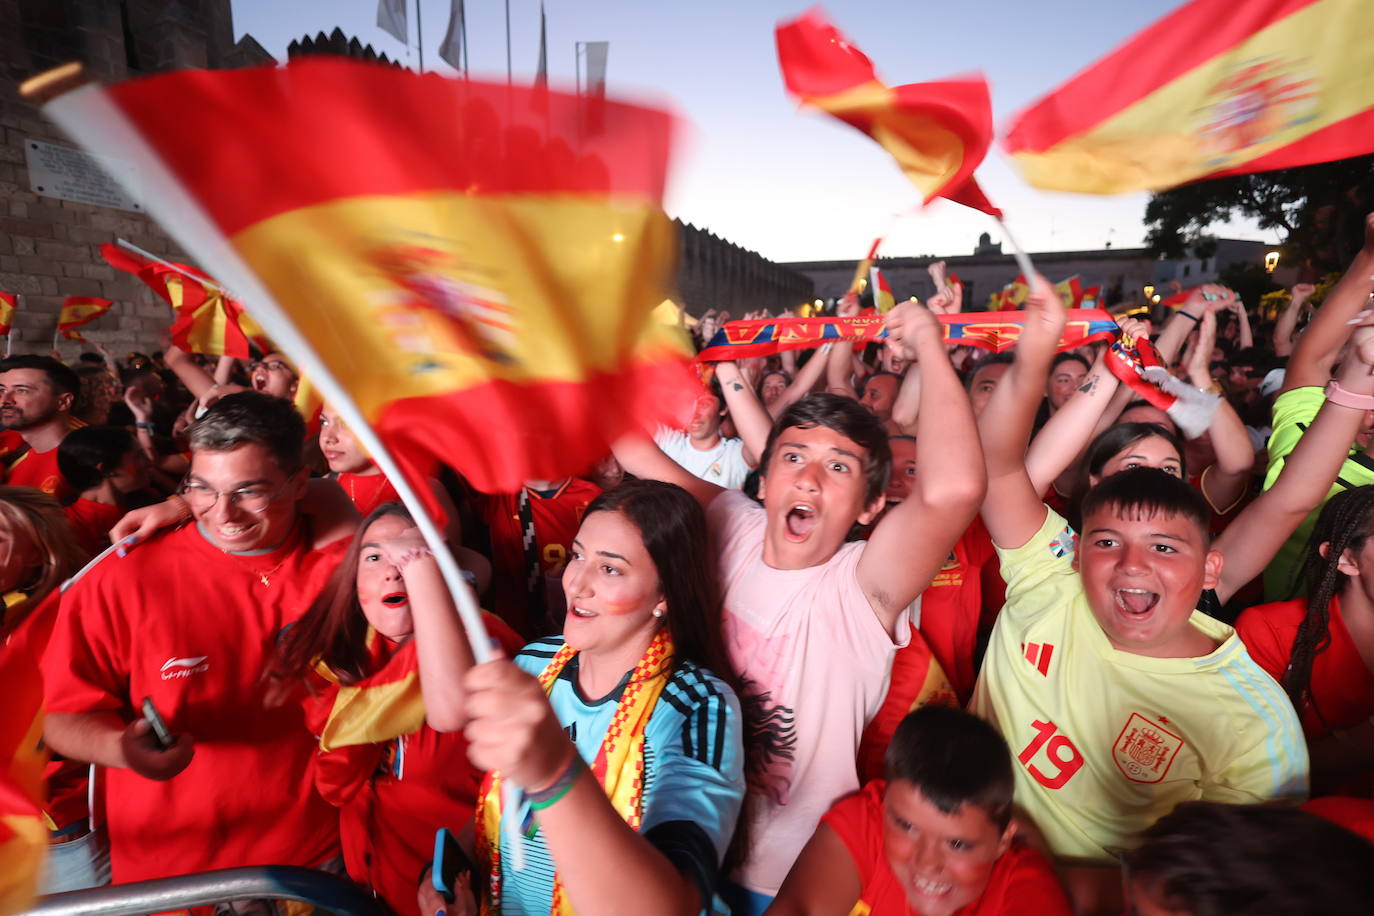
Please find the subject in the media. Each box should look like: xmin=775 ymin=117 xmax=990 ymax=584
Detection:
xmin=870 ymin=266 xmax=895 ymax=314
xmin=57 ymin=296 xmax=112 ymax=342
xmin=998 ymin=275 xmax=1030 ymax=310
xmin=37 ymin=60 xmax=696 ymax=495
xmin=0 ymin=294 xmax=17 ymax=337
xmin=846 ymin=237 xmax=882 ymax=298
xmin=1005 ymin=0 xmax=1374 ymax=193
xmin=101 ymin=244 xmax=265 ymax=358
xmin=776 ymin=8 xmax=997 ymax=212
xmin=1054 ymin=275 xmax=1084 ymax=309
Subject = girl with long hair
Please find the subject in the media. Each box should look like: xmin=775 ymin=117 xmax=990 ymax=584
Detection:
xmin=444 ymin=479 xmax=747 ymax=916
xmin=270 ymin=502 xmax=522 ymax=916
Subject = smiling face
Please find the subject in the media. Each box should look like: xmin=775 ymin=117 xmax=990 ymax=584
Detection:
xmin=1047 ymin=359 xmax=1087 ymax=410
xmin=355 ymin=514 xmax=415 ymax=639
xmin=1092 ymin=435 xmax=1184 ymax=485
xmin=757 ymin=424 xmax=882 ymax=570
xmin=1074 ymin=505 xmax=1221 ymax=658
xmin=186 ymin=443 xmax=304 ymax=552
xmin=0 ymin=369 xmax=69 ymax=431
xmin=319 ymin=408 xmax=374 ymax=475
xmin=562 ymin=509 xmax=665 ymax=659
xmin=882 ymin=780 xmax=1013 ymax=916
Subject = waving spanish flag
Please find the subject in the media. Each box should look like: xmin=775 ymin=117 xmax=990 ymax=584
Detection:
xmin=57 ymin=296 xmax=112 ymax=342
xmin=1005 ymin=0 xmax=1374 ymax=193
xmin=34 ymin=59 xmax=694 ymax=495
xmin=776 ymin=8 xmax=998 ymax=213
xmin=870 ymin=266 xmax=895 ymax=314
xmin=101 ymin=243 xmax=265 ymax=358
xmin=0 ymin=294 xmax=17 ymax=337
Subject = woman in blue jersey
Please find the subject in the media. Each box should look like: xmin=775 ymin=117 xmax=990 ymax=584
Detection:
xmin=428 ymin=479 xmax=747 ymax=916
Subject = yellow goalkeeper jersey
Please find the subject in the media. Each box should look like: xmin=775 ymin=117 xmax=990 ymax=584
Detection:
xmin=971 ymin=509 xmax=1308 ymax=864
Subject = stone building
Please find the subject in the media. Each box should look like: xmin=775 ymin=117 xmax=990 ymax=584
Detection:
xmin=674 ymin=221 xmax=814 ymax=318
xmin=0 ymin=0 xmax=271 ymax=356
xmin=784 ymin=232 xmax=1270 ymax=312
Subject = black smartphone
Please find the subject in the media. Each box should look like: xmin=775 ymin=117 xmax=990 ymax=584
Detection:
xmin=432 ymin=827 xmax=472 ymax=905
xmin=141 ymin=696 xmax=173 ymax=750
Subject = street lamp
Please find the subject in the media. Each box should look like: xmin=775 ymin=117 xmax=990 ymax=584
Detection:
xmin=1265 ymin=251 xmax=1280 ymax=273
xmin=1143 ymin=284 xmax=1155 ymax=300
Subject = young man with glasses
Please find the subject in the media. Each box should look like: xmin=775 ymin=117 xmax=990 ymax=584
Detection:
xmin=42 ymin=391 xmax=350 ymax=885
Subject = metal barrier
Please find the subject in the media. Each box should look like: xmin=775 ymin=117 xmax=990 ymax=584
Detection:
xmin=21 ymin=866 xmax=386 ymax=916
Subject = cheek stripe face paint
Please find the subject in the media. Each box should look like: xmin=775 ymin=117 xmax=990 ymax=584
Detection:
xmin=600 ymin=600 xmax=643 ymax=616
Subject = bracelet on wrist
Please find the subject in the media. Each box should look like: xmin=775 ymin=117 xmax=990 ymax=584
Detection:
xmin=526 ymin=753 xmax=586 ymax=811
xmin=1325 ymin=379 xmax=1374 ymax=410
xmin=135 ymin=420 xmax=153 ymax=430
xmin=1177 ymin=311 xmax=1202 ymax=325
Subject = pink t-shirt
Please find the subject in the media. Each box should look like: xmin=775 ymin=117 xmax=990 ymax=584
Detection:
xmin=709 ymin=489 xmax=912 ymax=896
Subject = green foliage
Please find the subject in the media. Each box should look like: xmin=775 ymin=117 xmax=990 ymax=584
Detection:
xmin=1144 ymin=155 xmax=1374 ymax=271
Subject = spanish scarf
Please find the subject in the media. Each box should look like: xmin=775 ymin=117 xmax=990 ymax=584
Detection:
xmin=475 ymin=629 xmax=675 ymax=915
xmin=1104 ymin=332 xmax=1220 ymax=439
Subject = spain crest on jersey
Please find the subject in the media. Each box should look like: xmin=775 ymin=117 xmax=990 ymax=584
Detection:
xmin=1113 ymin=713 xmax=1184 ymax=784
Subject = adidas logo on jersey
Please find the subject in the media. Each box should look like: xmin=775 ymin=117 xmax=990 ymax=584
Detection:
xmin=160 ymin=655 xmax=210 ymax=680
xmin=1023 ymin=642 xmax=1054 ymax=677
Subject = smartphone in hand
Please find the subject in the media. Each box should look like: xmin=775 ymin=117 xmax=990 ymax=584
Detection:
xmin=141 ymin=696 xmax=174 ymax=750
xmin=432 ymin=827 xmax=472 ymax=905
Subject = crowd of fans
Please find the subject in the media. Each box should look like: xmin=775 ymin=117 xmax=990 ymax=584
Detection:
xmin=6 ymin=217 xmax=1374 ymax=916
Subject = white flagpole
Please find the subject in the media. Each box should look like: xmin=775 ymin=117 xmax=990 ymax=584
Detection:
xmin=115 ymin=237 xmax=232 ymax=294
xmin=995 ymin=217 xmax=1038 ymax=285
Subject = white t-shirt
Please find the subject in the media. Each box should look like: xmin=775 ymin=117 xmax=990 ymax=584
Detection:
xmin=655 ymin=426 xmax=751 ymax=489
xmin=708 ymin=489 xmax=912 ymax=896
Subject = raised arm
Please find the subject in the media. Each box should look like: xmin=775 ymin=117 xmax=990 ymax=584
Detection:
xmin=1185 ymin=310 xmax=1255 ymax=512
xmin=859 ymin=302 xmax=985 ymax=633
xmin=1273 ymin=283 xmax=1315 ymax=358
xmin=1211 ymin=312 xmax=1374 ymax=602
xmin=1154 ymin=285 xmax=1236 ymax=366
xmin=1232 ymin=299 xmax=1254 ymax=349
xmin=1024 ymin=343 xmax=1123 ymax=493
xmin=611 ymin=431 xmax=725 ymax=509
xmin=978 ymin=276 xmax=1067 ymax=549
xmin=715 ymin=360 xmax=774 ymax=465
xmin=888 ymin=363 xmax=920 ymax=434
xmin=1284 ymin=213 xmax=1374 ymax=392
xmin=773 ymin=343 xmax=833 ymax=417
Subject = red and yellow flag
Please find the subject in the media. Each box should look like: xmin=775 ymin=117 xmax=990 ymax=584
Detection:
xmin=776 ymin=8 xmax=998 ymax=212
xmin=0 ymin=294 xmax=17 ymax=337
xmin=1004 ymin=0 xmax=1374 ymax=193
xmin=845 ymin=236 xmax=882 ymax=299
xmin=998 ymin=274 xmax=1030 ymax=310
xmin=57 ymin=296 xmax=112 ymax=341
xmin=1054 ymin=275 xmax=1084 ymax=309
xmin=39 ymin=60 xmax=696 ymax=494
xmin=101 ymin=244 xmax=266 ymax=358
xmin=870 ymin=266 xmax=895 ymax=314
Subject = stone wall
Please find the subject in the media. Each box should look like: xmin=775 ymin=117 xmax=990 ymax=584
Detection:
xmin=0 ymin=0 xmax=270 ymax=358
xmin=674 ymin=221 xmax=814 ymax=318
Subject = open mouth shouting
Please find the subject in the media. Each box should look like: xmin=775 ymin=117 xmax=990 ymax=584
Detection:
xmin=380 ymin=591 xmax=409 ymax=609
xmin=785 ymin=503 xmax=818 ymax=541
xmin=1114 ymin=587 xmax=1160 ymax=618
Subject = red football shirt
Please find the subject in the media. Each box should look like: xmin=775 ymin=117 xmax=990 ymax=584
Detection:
xmin=42 ymin=521 xmax=346 ymax=883
xmin=823 ymin=781 xmax=1072 ymax=916
xmin=473 ymin=478 xmax=601 ymax=637
xmin=63 ymin=497 xmax=124 ymax=558
xmin=6 ymin=444 xmax=72 ymax=502
xmin=337 ymin=471 xmax=401 ymax=518
xmin=1235 ymin=595 xmax=1374 ymax=739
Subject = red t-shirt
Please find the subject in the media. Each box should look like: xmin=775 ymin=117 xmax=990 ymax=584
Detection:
xmin=823 ymin=781 xmax=1072 ymax=916
xmin=6 ymin=444 xmax=72 ymax=502
xmin=337 ymin=471 xmax=401 ymax=518
xmin=41 ymin=521 xmax=346 ymax=883
xmin=63 ymin=498 xmax=124 ymax=559
xmin=1235 ymin=595 xmax=1374 ymax=739
xmin=474 ymin=478 xmax=601 ymax=637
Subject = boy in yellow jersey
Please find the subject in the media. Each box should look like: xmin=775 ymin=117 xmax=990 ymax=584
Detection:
xmin=969 ymin=276 xmax=1307 ymax=915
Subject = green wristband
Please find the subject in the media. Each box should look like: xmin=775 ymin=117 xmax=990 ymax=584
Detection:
xmin=527 ymin=754 xmax=585 ymax=811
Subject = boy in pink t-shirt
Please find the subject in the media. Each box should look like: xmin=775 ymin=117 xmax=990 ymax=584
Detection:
xmin=615 ymin=302 xmax=985 ymax=907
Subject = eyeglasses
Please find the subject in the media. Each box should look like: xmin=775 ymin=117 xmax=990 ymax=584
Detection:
xmin=178 ymin=475 xmax=296 ymax=514
xmin=250 ymin=360 xmax=292 ymax=374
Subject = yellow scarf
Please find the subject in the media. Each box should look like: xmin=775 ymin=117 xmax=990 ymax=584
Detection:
xmin=476 ymin=629 xmax=675 ymax=915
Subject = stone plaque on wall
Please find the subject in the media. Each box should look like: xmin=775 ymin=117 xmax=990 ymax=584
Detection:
xmin=24 ymin=138 xmax=143 ymax=213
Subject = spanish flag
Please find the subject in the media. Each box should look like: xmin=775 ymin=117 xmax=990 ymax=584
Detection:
xmin=870 ymin=266 xmax=895 ymax=314
xmin=846 ymin=237 xmax=882 ymax=298
xmin=57 ymin=296 xmax=112 ymax=341
xmin=1054 ymin=275 xmax=1084 ymax=309
xmin=101 ymin=243 xmax=264 ymax=358
xmin=998 ymin=275 xmax=1030 ymax=310
xmin=35 ymin=60 xmax=695 ymax=494
xmin=776 ymin=8 xmax=997 ymax=211
xmin=0 ymin=294 xmax=16 ymax=337
xmin=1004 ymin=0 xmax=1374 ymax=193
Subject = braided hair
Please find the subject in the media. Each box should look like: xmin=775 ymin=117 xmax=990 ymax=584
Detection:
xmin=1285 ymin=486 xmax=1374 ymax=721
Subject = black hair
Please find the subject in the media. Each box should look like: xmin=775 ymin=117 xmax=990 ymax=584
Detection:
xmin=188 ymin=390 xmax=306 ymax=472
xmin=860 ymin=370 xmax=902 ymax=395
xmin=1050 ymin=352 xmax=1091 ymax=373
xmin=965 ymin=352 xmax=1014 ymax=389
xmin=77 ymin=352 xmax=104 ymax=365
xmin=1080 ymin=466 xmax=1211 ymax=538
xmin=1085 ymin=422 xmax=1188 ymax=480
xmin=758 ymin=393 xmax=891 ymax=505
xmin=1125 ymin=801 xmax=1374 ymax=915
xmin=57 ymin=426 xmax=136 ymax=492
xmin=1284 ymin=486 xmax=1374 ymax=719
xmin=0 ymin=355 xmax=80 ymax=400
xmin=884 ymin=706 xmax=1014 ymax=831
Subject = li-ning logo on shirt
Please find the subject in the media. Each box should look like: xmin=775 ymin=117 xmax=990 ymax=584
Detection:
xmin=160 ymin=656 xmax=210 ymax=680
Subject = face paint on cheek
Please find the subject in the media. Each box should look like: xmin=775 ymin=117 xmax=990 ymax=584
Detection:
xmin=600 ymin=600 xmax=645 ymax=616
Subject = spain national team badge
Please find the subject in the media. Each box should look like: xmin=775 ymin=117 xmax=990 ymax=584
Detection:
xmin=1113 ymin=713 xmax=1183 ymax=784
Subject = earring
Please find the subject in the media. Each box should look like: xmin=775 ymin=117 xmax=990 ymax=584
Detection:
xmin=652 ymin=608 xmax=664 ymax=618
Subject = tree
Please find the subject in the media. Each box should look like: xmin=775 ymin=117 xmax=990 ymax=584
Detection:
xmin=1144 ymin=154 xmax=1374 ymax=275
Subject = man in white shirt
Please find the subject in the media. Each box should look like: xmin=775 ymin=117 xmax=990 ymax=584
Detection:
xmin=655 ymin=376 xmax=753 ymax=489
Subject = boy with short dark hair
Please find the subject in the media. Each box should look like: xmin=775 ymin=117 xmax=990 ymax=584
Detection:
xmin=971 ymin=277 xmax=1307 ymax=913
xmin=768 ymin=706 xmax=1071 ymax=916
